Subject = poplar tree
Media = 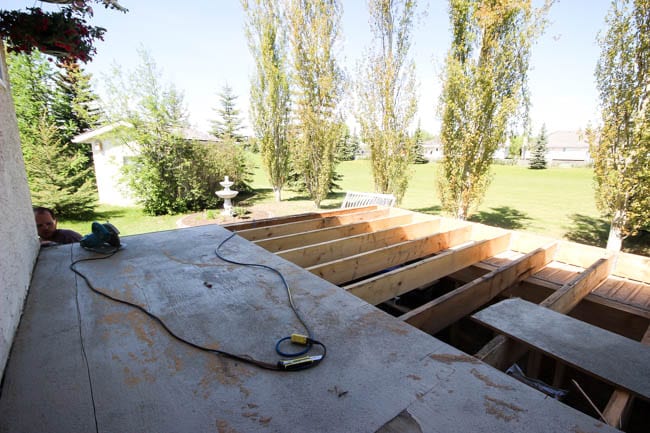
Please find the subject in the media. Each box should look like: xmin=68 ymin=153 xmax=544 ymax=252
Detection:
xmin=286 ymin=0 xmax=344 ymax=207
xmin=355 ymin=0 xmax=418 ymax=203
xmin=242 ymin=0 xmax=291 ymax=201
xmin=588 ymin=0 xmax=650 ymax=251
xmin=437 ymin=0 xmax=551 ymax=219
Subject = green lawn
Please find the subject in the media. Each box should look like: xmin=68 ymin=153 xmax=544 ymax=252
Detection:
xmin=59 ymin=155 xmax=648 ymax=255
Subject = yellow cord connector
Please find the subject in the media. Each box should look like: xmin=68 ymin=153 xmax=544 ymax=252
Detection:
xmin=290 ymin=333 xmax=309 ymax=345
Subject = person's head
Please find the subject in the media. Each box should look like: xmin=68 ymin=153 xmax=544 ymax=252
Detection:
xmin=34 ymin=207 xmax=57 ymax=240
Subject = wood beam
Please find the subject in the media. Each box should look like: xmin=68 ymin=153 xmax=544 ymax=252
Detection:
xmin=476 ymin=255 xmax=614 ymax=371
xmin=222 ymin=205 xmax=379 ymax=231
xmin=235 ymin=208 xmax=392 ymax=241
xmin=308 ymin=225 xmax=473 ymax=286
xmin=345 ymin=233 xmax=511 ymax=306
xmin=401 ymin=242 xmax=557 ymax=336
xmin=602 ymin=325 xmax=650 ymax=429
xmin=277 ymin=218 xmax=441 ymax=267
xmin=256 ymin=213 xmax=415 ymax=253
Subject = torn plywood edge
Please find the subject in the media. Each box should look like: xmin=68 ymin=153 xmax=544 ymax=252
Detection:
xmin=224 ymin=206 xmax=650 ymax=430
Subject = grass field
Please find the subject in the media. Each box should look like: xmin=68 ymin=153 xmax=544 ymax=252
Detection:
xmin=60 ymin=154 xmax=648 ymax=255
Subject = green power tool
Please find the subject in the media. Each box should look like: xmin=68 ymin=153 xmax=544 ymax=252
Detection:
xmin=80 ymin=222 xmax=121 ymax=252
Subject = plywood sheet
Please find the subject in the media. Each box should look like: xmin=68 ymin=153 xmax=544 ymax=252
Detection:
xmin=0 ymin=226 xmax=619 ymax=433
xmin=472 ymin=298 xmax=650 ymax=400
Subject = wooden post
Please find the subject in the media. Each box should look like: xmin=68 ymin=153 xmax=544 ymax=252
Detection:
xmin=602 ymin=325 xmax=650 ymax=429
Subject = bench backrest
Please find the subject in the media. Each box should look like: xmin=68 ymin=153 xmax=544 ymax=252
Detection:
xmin=341 ymin=191 xmax=396 ymax=209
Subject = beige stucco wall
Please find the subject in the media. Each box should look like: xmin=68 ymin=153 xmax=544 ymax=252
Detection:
xmin=0 ymin=42 xmax=40 ymax=376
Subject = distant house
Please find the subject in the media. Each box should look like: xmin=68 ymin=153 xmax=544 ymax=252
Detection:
xmin=544 ymin=130 xmax=592 ymax=163
xmin=73 ymin=123 xmax=218 ymax=205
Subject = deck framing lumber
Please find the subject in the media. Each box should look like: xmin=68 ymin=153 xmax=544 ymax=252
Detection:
xmin=307 ymin=225 xmax=473 ymax=286
xmin=400 ymin=242 xmax=558 ymax=335
xmin=345 ymin=233 xmax=511 ymax=306
xmin=222 ymin=205 xmax=378 ymax=231
xmin=476 ymin=255 xmax=614 ymax=370
xmin=256 ymin=214 xmax=416 ymax=253
xmin=602 ymin=325 xmax=650 ymax=428
xmin=235 ymin=208 xmax=393 ymax=241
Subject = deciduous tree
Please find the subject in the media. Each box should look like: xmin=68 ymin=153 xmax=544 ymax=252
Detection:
xmin=104 ymin=50 xmax=251 ymax=215
xmin=355 ymin=0 xmax=418 ymax=203
xmin=588 ymin=0 xmax=650 ymax=251
xmin=437 ymin=0 xmax=551 ymax=219
xmin=286 ymin=0 xmax=344 ymax=207
xmin=243 ymin=0 xmax=291 ymax=201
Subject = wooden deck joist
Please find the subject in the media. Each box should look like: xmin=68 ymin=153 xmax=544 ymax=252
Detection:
xmin=307 ymin=225 xmax=473 ymax=285
xmin=345 ymin=233 xmax=511 ymax=306
xmin=235 ymin=208 xmax=395 ymax=241
xmin=257 ymin=213 xmax=417 ymax=253
xmin=223 ymin=205 xmax=379 ymax=231
xmin=400 ymin=242 xmax=558 ymax=335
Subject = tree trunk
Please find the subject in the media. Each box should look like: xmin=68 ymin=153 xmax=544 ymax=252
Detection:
xmin=606 ymin=211 xmax=625 ymax=252
xmin=274 ymin=187 xmax=282 ymax=202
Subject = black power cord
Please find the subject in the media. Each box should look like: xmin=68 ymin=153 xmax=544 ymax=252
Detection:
xmin=70 ymin=232 xmax=326 ymax=372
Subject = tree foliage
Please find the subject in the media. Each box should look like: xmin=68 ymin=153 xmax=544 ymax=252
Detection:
xmin=588 ymin=0 xmax=650 ymax=251
xmin=286 ymin=0 xmax=344 ymax=207
xmin=529 ymin=123 xmax=548 ymax=169
xmin=355 ymin=0 xmax=419 ymax=203
xmin=7 ymin=50 xmax=98 ymax=217
xmin=211 ymin=84 xmax=246 ymax=143
xmin=26 ymin=117 xmax=97 ymax=217
xmin=337 ymin=125 xmax=360 ymax=161
xmin=104 ymin=50 xmax=250 ymax=215
xmin=242 ymin=0 xmax=291 ymax=201
xmin=437 ymin=0 xmax=551 ymax=219
xmin=412 ymin=121 xmax=429 ymax=164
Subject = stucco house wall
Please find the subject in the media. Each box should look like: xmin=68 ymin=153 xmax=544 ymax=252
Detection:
xmin=0 ymin=42 xmax=40 ymax=376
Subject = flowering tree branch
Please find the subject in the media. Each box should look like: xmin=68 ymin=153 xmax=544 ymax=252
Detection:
xmin=0 ymin=0 xmax=127 ymax=63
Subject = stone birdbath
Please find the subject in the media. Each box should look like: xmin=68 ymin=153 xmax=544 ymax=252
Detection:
xmin=215 ymin=176 xmax=239 ymax=216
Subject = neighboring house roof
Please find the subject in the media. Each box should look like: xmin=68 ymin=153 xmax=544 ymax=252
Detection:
xmin=72 ymin=121 xmax=133 ymax=143
xmin=181 ymin=128 xmax=219 ymax=142
xmin=73 ymin=123 xmax=218 ymax=144
xmin=547 ymin=130 xmax=589 ymax=149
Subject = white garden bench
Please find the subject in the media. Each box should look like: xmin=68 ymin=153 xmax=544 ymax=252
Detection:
xmin=341 ymin=191 xmax=396 ymax=209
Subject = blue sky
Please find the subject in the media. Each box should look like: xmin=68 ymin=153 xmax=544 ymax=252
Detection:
xmin=5 ymin=1 xmax=611 ymax=135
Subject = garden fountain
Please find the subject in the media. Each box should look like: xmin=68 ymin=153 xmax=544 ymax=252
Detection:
xmin=215 ymin=176 xmax=238 ymax=216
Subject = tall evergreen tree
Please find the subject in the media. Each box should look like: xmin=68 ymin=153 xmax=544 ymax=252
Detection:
xmin=529 ymin=124 xmax=548 ymax=169
xmin=588 ymin=0 xmax=650 ymax=251
xmin=211 ymin=84 xmax=245 ymax=143
xmin=243 ymin=0 xmax=291 ymax=201
xmin=412 ymin=121 xmax=429 ymax=164
xmin=287 ymin=0 xmax=344 ymax=207
xmin=355 ymin=0 xmax=419 ymax=203
xmin=26 ymin=117 xmax=97 ymax=217
xmin=336 ymin=125 xmax=360 ymax=161
xmin=437 ymin=0 xmax=552 ymax=219
xmin=8 ymin=51 xmax=98 ymax=217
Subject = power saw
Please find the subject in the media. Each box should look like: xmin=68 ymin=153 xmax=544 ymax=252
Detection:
xmin=80 ymin=222 xmax=121 ymax=252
